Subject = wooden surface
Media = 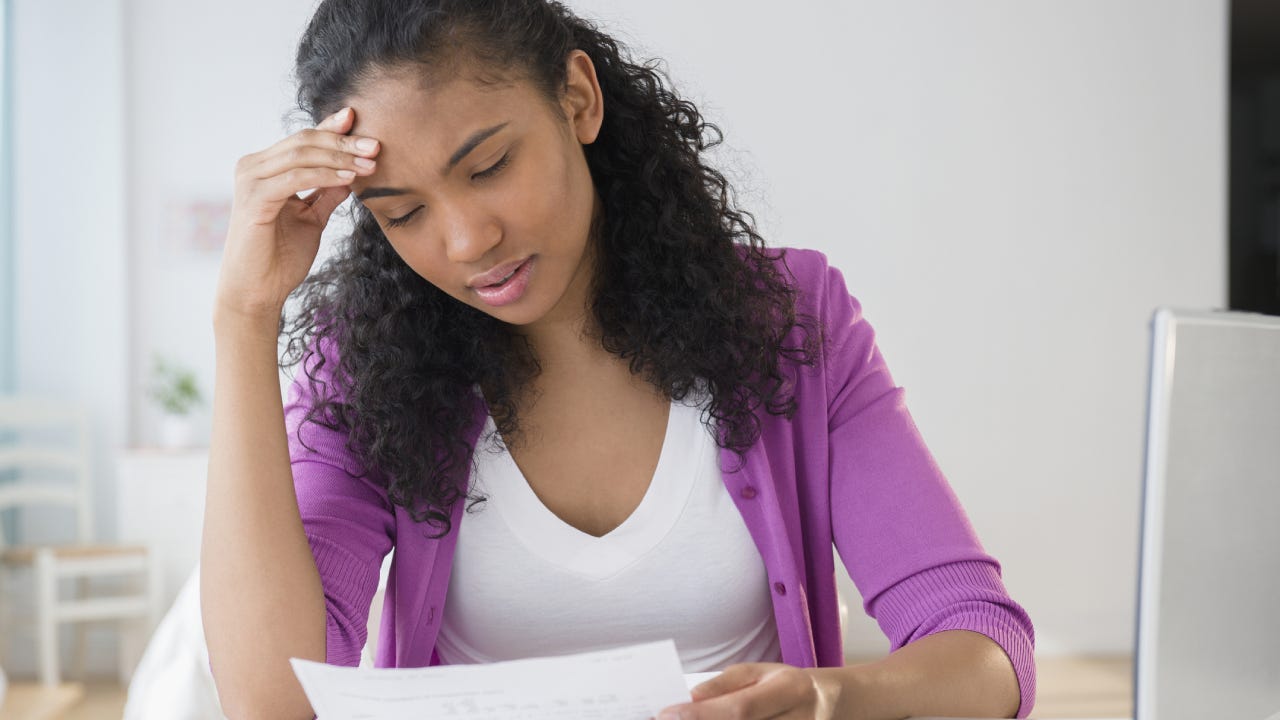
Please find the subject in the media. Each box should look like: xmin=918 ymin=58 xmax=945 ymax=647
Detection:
xmin=1033 ymin=655 xmax=1132 ymax=718
xmin=0 ymin=683 xmax=85 ymax=720
xmin=0 ymin=544 xmax=149 ymax=565
xmin=52 ymin=683 xmax=125 ymax=720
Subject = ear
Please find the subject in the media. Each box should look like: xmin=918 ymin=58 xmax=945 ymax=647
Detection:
xmin=561 ymin=49 xmax=604 ymax=145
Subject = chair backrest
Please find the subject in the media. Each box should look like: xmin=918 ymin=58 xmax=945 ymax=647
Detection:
xmin=0 ymin=396 xmax=93 ymax=550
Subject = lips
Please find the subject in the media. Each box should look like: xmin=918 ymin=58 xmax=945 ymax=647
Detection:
xmin=472 ymin=256 xmax=535 ymax=308
xmin=469 ymin=257 xmax=530 ymax=289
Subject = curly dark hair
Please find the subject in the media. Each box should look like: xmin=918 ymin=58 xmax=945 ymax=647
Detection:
xmin=283 ymin=0 xmax=820 ymax=536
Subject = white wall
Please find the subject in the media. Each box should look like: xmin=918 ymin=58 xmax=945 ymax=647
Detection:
xmin=12 ymin=0 xmax=128 ymax=532
xmin=124 ymin=0 xmax=322 ymax=446
xmin=9 ymin=0 xmax=128 ymax=673
xmin=13 ymin=0 xmax=1225 ymax=669
xmin=568 ymin=0 xmax=1226 ymax=656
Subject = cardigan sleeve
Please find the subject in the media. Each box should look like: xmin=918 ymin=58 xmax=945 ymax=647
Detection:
xmin=814 ymin=257 xmax=1037 ymax=717
xmin=283 ymin=341 xmax=395 ymax=667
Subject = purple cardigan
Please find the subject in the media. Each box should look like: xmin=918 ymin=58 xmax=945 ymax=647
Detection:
xmin=285 ymin=247 xmax=1037 ymax=717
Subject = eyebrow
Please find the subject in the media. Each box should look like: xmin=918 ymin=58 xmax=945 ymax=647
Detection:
xmin=355 ymin=122 xmax=509 ymax=202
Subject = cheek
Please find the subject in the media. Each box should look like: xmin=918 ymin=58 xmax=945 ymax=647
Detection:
xmin=384 ymin=236 xmax=451 ymax=289
xmin=506 ymin=145 xmax=588 ymax=245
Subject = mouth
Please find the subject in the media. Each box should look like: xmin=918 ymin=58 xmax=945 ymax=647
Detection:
xmin=486 ymin=265 xmax=520 ymax=287
xmin=468 ymin=257 xmax=530 ymax=289
xmin=471 ymin=256 xmax=535 ymax=308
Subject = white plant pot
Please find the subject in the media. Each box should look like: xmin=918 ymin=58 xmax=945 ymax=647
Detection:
xmin=159 ymin=414 xmax=195 ymax=448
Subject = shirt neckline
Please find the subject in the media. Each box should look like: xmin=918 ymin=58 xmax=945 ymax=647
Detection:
xmin=476 ymin=399 xmax=708 ymax=579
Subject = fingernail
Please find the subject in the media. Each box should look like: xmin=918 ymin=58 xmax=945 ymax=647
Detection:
xmin=337 ymin=170 xmax=356 ymax=180
xmin=355 ymin=138 xmax=378 ymax=152
xmin=353 ymin=157 xmax=375 ymax=169
xmin=334 ymin=107 xmax=351 ymax=120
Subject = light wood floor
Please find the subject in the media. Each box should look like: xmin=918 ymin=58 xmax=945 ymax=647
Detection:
xmin=0 ymin=655 xmax=1133 ymax=719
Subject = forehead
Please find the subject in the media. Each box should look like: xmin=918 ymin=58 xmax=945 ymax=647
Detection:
xmin=346 ymin=69 xmax=545 ymax=148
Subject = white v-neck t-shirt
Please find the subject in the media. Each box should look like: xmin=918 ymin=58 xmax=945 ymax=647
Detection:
xmin=435 ymin=396 xmax=782 ymax=671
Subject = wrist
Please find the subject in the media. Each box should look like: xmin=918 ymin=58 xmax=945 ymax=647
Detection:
xmin=213 ymin=299 xmax=284 ymax=340
xmin=814 ymin=662 xmax=903 ymax=720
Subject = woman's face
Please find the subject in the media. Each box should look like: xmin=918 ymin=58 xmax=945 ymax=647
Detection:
xmin=345 ymin=52 xmax=604 ymax=330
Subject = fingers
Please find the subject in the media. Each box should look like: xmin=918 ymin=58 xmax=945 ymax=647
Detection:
xmin=233 ymin=107 xmax=380 ymax=206
xmin=319 ymin=105 xmax=355 ymax=132
xmin=307 ymin=106 xmax=380 ymax=162
xmin=247 ymin=141 xmax=376 ymax=183
xmin=662 ymin=665 xmax=811 ymax=720
xmin=690 ymin=664 xmax=763 ymax=701
xmin=301 ymin=185 xmax=350 ymax=224
xmin=252 ymin=167 xmax=359 ymax=208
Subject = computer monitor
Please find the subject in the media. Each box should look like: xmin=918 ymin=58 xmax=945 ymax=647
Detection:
xmin=1135 ymin=308 xmax=1280 ymax=720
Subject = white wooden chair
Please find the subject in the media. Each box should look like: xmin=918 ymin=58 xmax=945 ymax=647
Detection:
xmin=0 ymin=397 xmax=162 ymax=686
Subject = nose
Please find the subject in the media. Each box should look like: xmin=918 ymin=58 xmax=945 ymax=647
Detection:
xmin=438 ymin=199 xmax=501 ymax=266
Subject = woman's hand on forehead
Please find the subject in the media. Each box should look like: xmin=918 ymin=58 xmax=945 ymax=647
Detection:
xmin=215 ymin=105 xmax=382 ymax=324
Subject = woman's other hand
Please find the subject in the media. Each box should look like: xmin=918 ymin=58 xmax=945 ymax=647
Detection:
xmin=215 ymin=106 xmax=379 ymax=325
xmin=659 ymin=663 xmax=843 ymax=720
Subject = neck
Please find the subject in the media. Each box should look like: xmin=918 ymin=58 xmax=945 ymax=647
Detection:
xmin=518 ymin=200 xmax=608 ymax=373
xmin=523 ymin=307 xmax=603 ymax=375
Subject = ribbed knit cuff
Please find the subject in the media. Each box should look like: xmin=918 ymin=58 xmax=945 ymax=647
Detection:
xmin=306 ymin=533 xmax=380 ymax=667
xmin=871 ymin=559 xmax=1037 ymax=718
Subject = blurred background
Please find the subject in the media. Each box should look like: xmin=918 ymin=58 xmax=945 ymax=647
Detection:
xmin=1 ymin=0 xmax=1277 ymax=717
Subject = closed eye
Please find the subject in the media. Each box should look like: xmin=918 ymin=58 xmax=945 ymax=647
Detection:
xmin=473 ymin=152 xmax=511 ymax=181
xmin=385 ymin=208 xmax=421 ymax=228
xmin=383 ymin=152 xmax=511 ymax=229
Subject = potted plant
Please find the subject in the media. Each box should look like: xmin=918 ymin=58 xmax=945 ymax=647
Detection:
xmin=148 ymin=355 xmax=204 ymax=448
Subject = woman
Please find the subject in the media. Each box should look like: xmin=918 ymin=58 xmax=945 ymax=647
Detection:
xmin=201 ymin=0 xmax=1036 ymax=718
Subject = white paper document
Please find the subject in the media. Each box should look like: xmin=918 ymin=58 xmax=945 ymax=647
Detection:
xmin=291 ymin=640 xmax=691 ymax=720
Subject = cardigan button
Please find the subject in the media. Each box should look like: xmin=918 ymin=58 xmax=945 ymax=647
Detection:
xmin=773 ymin=582 xmax=787 ymax=596
xmin=740 ymin=486 xmax=758 ymax=499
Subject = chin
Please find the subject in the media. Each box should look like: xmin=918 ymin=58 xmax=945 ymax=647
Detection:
xmin=470 ymin=298 xmax=547 ymax=327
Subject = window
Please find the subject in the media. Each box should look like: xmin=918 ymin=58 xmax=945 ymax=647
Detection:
xmin=0 ymin=0 xmax=11 ymax=391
